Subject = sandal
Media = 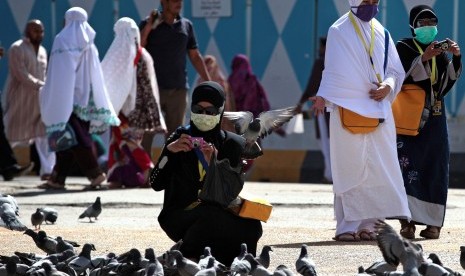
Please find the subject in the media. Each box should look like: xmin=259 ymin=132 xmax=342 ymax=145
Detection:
xmin=37 ymin=181 xmax=65 ymax=190
xmin=419 ymin=226 xmax=441 ymax=239
xmin=357 ymin=229 xmax=377 ymax=241
xmin=400 ymin=219 xmax=416 ymax=239
xmin=332 ymin=232 xmax=360 ymax=242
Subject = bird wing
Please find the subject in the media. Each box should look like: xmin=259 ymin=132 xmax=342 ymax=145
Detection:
xmin=375 ymin=220 xmax=407 ymax=267
xmin=222 ymin=111 xmax=254 ymax=135
xmin=257 ymin=107 xmax=296 ymax=139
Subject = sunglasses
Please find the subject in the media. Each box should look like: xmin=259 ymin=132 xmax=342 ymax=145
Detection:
xmin=191 ymin=104 xmax=219 ymax=116
xmin=417 ymin=18 xmax=437 ymax=27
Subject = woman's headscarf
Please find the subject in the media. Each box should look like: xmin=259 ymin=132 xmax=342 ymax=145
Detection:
xmin=101 ymin=17 xmax=139 ymax=116
xmin=409 ymin=5 xmax=438 ymax=36
xmin=189 ymin=81 xmax=225 ymax=146
xmin=40 ymin=7 xmax=119 ymax=134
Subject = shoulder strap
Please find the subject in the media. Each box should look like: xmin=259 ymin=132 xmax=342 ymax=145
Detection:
xmin=384 ymin=28 xmax=389 ymax=74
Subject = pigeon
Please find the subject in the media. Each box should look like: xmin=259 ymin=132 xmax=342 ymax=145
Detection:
xmin=375 ymin=220 xmax=424 ymax=273
xmin=56 ymin=236 xmax=76 ymax=254
xmin=0 ymin=202 xmax=28 ymax=231
xmin=230 ymin=243 xmax=249 ymax=276
xmin=222 ymin=107 xmax=296 ymax=158
xmin=427 ymin=253 xmax=458 ymax=274
xmin=418 ymin=262 xmax=450 ymax=276
xmin=31 ymin=208 xmax=45 ymax=230
xmin=78 ymin=196 xmax=102 ymax=222
xmin=255 ymin=245 xmax=273 ymax=269
xmin=195 ymin=257 xmax=217 ymax=276
xmin=24 ymin=229 xmax=68 ymax=255
xmin=274 ymin=265 xmax=295 ymax=276
xmin=41 ymin=261 xmax=70 ymax=276
xmin=68 ymin=243 xmax=96 ymax=274
xmin=364 ymin=260 xmax=397 ymax=274
xmin=0 ymin=255 xmax=18 ymax=276
xmin=460 ymin=246 xmax=465 ymax=270
xmin=168 ymin=250 xmax=201 ymax=276
xmin=39 ymin=207 xmax=58 ymax=224
xmin=295 ymin=244 xmax=317 ymax=276
xmin=0 ymin=194 xmax=19 ymax=215
xmin=243 ymin=253 xmax=273 ymax=276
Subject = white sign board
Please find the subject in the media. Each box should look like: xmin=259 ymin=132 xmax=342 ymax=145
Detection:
xmin=192 ymin=0 xmax=232 ymax=18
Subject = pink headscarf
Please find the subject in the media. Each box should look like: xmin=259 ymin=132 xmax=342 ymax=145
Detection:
xmin=228 ymin=54 xmax=270 ymax=117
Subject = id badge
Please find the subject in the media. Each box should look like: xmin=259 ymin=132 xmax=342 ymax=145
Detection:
xmin=433 ymin=100 xmax=442 ymax=116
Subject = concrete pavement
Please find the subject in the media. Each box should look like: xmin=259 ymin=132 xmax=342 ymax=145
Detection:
xmin=1 ymin=176 xmax=465 ymax=275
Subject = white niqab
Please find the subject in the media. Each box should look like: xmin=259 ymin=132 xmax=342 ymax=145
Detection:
xmin=101 ymin=17 xmax=139 ymax=116
xmin=40 ymin=7 xmax=119 ymax=133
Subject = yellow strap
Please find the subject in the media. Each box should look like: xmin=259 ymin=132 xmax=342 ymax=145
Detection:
xmin=412 ymin=39 xmax=437 ymax=84
xmin=198 ymin=161 xmax=206 ymax=181
xmin=349 ymin=12 xmax=381 ymax=82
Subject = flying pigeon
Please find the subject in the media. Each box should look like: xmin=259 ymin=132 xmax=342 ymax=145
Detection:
xmin=0 ymin=202 xmax=28 ymax=231
xmin=295 ymin=244 xmax=317 ymax=276
xmin=375 ymin=220 xmax=424 ymax=272
xmin=78 ymin=197 xmax=102 ymax=222
xmin=39 ymin=207 xmax=58 ymax=224
xmin=31 ymin=208 xmax=45 ymax=230
xmin=223 ymin=107 xmax=296 ymax=158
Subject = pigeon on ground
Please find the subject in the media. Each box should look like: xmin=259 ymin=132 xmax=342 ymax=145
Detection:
xmin=24 ymin=229 xmax=65 ymax=255
xmin=243 ymin=253 xmax=274 ymax=276
xmin=364 ymin=260 xmax=397 ymax=274
xmin=0 ymin=255 xmax=18 ymax=276
xmin=31 ymin=208 xmax=45 ymax=230
xmin=274 ymin=265 xmax=295 ymax=276
xmin=195 ymin=257 xmax=217 ymax=276
xmin=41 ymin=261 xmax=70 ymax=276
xmin=427 ymin=253 xmax=459 ymax=275
xmin=168 ymin=250 xmax=201 ymax=276
xmin=39 ymin=207 xmax=58 ymax=224
xmin=0 ymin=202 xmax=27 ymax=231
xmin=222 ymin=107 xmax=295 ymax=158
xmin=295 ymin=244 xmax=317 ymax=276
xmin=460 ymin=246 xmax=465 ymax=270
xmin=255 ymin=245 xmax=273 ymax=269
xmin=0 ymin=194 xmax=19 ymax=215
xmin=230 ymin=243 xmax=250 ymax=276
xmin=56 ymin=236 xmax=76 ymax=254
xmin=68 ymin=243 xmax=96 ymax=274
xmin=375 ymin=220 xmax=424 ymax=273
xmin=78 ymin=197 xmax=102 ymax=222
xmin=418 ymin=262 xmax=451 ymax=276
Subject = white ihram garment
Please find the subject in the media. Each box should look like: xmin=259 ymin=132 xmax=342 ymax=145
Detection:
xmin=317 ymin=12 xmax=410 ymax=232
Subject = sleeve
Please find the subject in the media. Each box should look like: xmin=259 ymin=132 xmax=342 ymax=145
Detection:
xmin=383 ymin=36 xmax=406 ymax=102
xmin=186 ymin=20 xmax=198 ymax=50
xmin=8 ymin=44 xmax=44 ymax=90
xmin=396 ymin=40 xmax=429 ymax=82
xmin=149 ymin=130 xmax=181 ymax=191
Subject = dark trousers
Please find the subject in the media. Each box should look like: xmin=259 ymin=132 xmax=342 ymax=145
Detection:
xmin=0 ymin=102 xmax=18 ymax=171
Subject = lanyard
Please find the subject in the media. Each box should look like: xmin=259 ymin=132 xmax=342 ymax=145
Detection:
xmin=349 ymin=12 xmax=382 ymax=83
xmin=412 ymin=39 xmax=437 ymax=84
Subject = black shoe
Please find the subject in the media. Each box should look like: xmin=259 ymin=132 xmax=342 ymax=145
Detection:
xmin=2 ymin=163 xmax=34 ymax=181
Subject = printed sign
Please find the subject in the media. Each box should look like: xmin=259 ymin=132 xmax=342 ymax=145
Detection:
xmin=192 ymin=0 xmax=232 ymax=18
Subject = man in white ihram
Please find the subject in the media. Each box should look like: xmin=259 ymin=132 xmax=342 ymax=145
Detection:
xmin=311 ymin=0 xmax=411 ymax=241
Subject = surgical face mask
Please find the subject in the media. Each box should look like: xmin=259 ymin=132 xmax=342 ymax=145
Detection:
xmin=351 ymin=4 xmax=379 ymax=22
xmin=191 ymin=112 xmax=221 ymax=131
xmin=414 ymin=26 xmax=438 ymax=44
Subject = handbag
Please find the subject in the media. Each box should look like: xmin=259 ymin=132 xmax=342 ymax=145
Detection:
xmin=237 ymin=193 xmax=272 ymax=222
xmin=197 ymin=152 xmax=244 ymax=208
xmin=48 ymin=123 xmax=78 ymax=152
xmin=392 ymin=84 xmax=427 ymax=136
xmin=338 ymin=107 xmax=382 ymax=134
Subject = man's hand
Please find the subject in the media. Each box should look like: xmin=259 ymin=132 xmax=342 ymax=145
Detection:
xmin=310 ymin=96 xmax=325 ymax=116
xmin=369 ymin=83 xmax=391 ymax=102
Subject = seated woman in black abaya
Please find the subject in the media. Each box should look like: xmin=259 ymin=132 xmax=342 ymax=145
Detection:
xmin=149 ymin=81 xmax=263 ymax=265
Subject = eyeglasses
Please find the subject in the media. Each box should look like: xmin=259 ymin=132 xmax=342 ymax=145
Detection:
xmin=191 ymin=104 xmax=219 ymax=116
xmin=417 ymin=18 xmax=438 ymax=27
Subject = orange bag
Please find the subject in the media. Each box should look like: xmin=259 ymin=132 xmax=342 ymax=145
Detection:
xmin=392 ymin=84 xmax=426 ymax=136
xmin=338 ymin=107 xmax=381 ymax=134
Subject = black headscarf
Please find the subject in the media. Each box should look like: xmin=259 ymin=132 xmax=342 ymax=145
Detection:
xmin=409 ymin=5 xmax=438 ymax=36
xmin=189 ymin=81 xmax=226 ymax=146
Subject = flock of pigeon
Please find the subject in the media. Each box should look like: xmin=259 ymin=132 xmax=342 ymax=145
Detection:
xmin=2 ymin=192 xmax=465 ymax=275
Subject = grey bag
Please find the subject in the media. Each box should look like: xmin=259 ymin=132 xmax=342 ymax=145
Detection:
xmin=198 ymin=153 xmax=244 ymax=208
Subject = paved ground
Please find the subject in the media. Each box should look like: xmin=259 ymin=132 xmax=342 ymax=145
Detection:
xmin=1 ymin=176 xmax=465 ymax=275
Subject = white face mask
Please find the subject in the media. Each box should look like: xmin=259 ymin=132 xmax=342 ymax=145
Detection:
xmin=190 ymin=112 xmax=221 ymax=131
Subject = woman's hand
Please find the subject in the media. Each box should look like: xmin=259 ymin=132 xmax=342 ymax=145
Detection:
xmin=422 ymin=42 xmax=444 ymax=62
xmin=446 ymin=38 xmax=461 ymax=56
xmin=369 ymin=83 xmax=391 ymax=102
xmin=166 ymin=134 xmax=193 ymax=153
xmin=310 ymin=96 xmax=325 ymax=116
xmin=200 ymin=143 xmax=217 ymax=165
